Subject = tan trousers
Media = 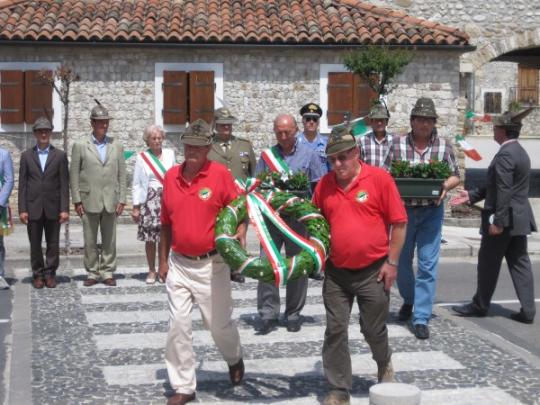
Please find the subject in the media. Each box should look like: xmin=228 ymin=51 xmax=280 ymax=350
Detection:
xmin=165 ymin=252 xmax=243 ymax=394
xmin=81 ymin=210 xmax=117 ymax=280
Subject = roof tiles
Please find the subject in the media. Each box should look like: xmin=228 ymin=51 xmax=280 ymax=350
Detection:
xmin=0 ymin=0 xmax=469 ymax=46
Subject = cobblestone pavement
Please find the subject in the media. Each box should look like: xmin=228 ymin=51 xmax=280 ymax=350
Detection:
xmin=20 ymin=266 xmax=540 ymax=404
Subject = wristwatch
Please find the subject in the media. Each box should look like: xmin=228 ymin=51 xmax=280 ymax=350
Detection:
xmin=386 ymin=258 xmax=398 ymax=267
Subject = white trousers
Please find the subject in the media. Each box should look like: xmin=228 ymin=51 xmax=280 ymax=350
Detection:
xmin=165 ymin=252 xmax=243 ymax=394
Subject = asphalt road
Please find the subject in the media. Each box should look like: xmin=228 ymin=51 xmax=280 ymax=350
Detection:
xmin=435 ymin=257 xmax=540 ymax=360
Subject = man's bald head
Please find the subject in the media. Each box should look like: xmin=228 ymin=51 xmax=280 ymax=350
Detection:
xmin=273 ymin=113 xmax=298 ymax=154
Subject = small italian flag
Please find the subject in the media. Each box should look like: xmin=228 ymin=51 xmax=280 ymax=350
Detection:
xmin=124 ymin=150 xmax=136 ymax=161
xmin=350 ymin=116 xmax=370 ymax=138
xmin=466 ymin=110 xmax=492 ymax=123
xmin=455 ymin=135 xmax=482 ymax=161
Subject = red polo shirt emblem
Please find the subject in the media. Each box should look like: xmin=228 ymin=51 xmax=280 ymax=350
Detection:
xmin=356 ymin=190 xmax=369 ymax=203
xmin=198 ymin=187 xmax=212 ymax=201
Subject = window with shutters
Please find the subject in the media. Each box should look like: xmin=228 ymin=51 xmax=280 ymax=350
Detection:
xmin=483 ymin=91 xmax=502 ymax=114
xmin=0 ymin=62 xmax=61 ymax=132
xmin=319 ymin=64 xmax=379 ymax=133
xmin=518 ymin=65 xmax=539 ymax=105
xmin=155 ymin=63 xmax=224 ymax=131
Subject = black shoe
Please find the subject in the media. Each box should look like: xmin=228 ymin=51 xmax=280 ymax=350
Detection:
xmin=510 ymin=309 xmax=534 ymax=324
xmin=398 ymin=304 xmax=413 ymax=321
xmin=413 ymin=324 xmax=430 ymax=340
xmin=230 ymin=272 xmax=245 ymax=283
xmin=286 ymin=318 xmax=301 ymax=332
xmin=257 ymin=319 xmax=278 ymax=335
xmin=452 ymin=303 xmax=487 ymax=317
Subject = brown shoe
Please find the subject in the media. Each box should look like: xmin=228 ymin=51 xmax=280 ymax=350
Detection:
xmin=32 ymin=277 xmax=45 ymax=289
xmin=102 ymin=278 xmax=117 ymax=287
xmin=83 ymin=278 xmax=99 ymax=287
xmin=45 ymin=275 xmax=57 ymax=288
xmin=166 ymin=392 xmax=195 ymax=405
xmin=377 ymin=360 xmax=395 ymax=383
xmin=228 ymin=358 xmax=244 ymax=386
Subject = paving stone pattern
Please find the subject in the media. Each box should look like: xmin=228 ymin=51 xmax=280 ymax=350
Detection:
xmin=31 ymin=267 xmax=539 ymax=404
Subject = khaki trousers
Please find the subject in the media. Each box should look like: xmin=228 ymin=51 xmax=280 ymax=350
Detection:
xmin=165 ymin=252 xmax=243 ymax=394
xmin=81 ymin=210 xmax=117 ymax=280
xmin=322 ymin=258 xmax=391 ymax=391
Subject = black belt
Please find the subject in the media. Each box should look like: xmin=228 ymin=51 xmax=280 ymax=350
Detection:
xmin=178 ymin=249 xmax=218 ymax=261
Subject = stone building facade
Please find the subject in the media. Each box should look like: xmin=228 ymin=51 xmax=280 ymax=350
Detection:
xmin=0 ymin=45 xmax=463 ymax=207
xmin=373 ymin=0 xmax=540 ymax=136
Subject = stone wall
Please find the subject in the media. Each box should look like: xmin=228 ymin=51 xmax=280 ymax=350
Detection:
xmin=0 ymin=45 xmax=461 ymax=209
xmin=373 ymin=0 xmax=540 ymax=138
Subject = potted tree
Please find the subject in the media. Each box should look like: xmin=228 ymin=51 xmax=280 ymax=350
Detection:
xmin=390 ymin=160 xmax=452 ymax=199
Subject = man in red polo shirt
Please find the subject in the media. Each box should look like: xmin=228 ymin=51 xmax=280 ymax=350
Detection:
xmin=159 ymin=119 xmax=245 ymax=405
xmin=313 ymin=126 xmax=407 ymax=405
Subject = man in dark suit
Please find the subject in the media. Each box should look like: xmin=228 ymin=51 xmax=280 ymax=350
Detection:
xmin=451 ymin=108 xmax=537 ymax=324
xmin=18 ymin=117 xmax=69 ymax=289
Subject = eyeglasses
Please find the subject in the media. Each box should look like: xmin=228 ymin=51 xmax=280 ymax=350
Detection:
xmin=328 ymin=149 xmax=354 ymax=164
xmin=304 ymin=116 xmax=319 ymax=123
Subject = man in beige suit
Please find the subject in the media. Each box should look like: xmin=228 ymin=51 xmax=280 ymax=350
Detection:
xmin=70 ymin=103 xmax=127 ymax=286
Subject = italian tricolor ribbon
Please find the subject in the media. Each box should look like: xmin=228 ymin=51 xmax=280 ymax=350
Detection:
xmin=233 ymin=177 xmax=325 ymax=287
xmin=140 ymin=150 xmax=167 ymax=184
xmin=261 ymin=146 xmax=290 ymax=174
xmin=466 ymin=111 xmax=492 ymax=123
xmin=455 ymin=135 xmax=482 ymax=161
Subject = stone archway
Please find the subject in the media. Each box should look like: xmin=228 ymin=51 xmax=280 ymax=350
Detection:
xmin=468 ymin=28 xmax=540 ymax=69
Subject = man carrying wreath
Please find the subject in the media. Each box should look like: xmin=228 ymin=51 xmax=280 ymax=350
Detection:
xmin=313 ymin=126 xmax=407 ymax=405
xmin=255 ymin=113 xmax=327 ymax=334
xmin=159 ymin=119 xmax=245 ymax=405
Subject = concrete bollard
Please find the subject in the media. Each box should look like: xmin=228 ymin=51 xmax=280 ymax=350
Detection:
xmin=369 ymin=383 xmax=421 ymax=405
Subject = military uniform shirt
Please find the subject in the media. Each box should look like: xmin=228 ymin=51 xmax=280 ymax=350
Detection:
xmin=208 ymin=135 xmax=257 ymax=181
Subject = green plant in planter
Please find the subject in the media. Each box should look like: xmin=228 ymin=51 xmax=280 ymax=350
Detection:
xmin=390 ymin=160 xmax=451 ymax=179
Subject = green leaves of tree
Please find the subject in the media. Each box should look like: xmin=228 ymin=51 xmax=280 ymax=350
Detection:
xmin=343 ymin=46 xmax=414 ymax=98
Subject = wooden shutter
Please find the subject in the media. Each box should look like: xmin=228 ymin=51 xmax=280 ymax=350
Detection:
xmin=0 ymin=70 xmax=24 ymax=124
xmin=189 ymin=71 xmax=214 ymax=124
xmin=352 ymin=74 xmax=377 ymax=118
xmin=163 ymin=71 xmax=188 ymax=125
xmin=327 ymin=72 xmax=354 ymax=125
xmin=25 ymin=70 xmax=53 ymax=124
xmin=518 ymin=65 xmax=539 ymax=105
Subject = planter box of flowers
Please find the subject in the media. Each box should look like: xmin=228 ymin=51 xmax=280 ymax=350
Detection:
xmin=390 ymin=160 xmax=452 ymax=199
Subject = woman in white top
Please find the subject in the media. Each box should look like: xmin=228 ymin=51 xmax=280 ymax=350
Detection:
xmin=131 ymin=125 xmax=175 ymax=284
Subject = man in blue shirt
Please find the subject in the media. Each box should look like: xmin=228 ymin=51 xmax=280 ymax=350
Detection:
xmin=18 ymin=117 xmax=69 ymax=289
xmin=255 ymin=113 xmax=327 ymax=334
xmin=0 ymin=147 xmax=14 ymax=290
xmin=296 ymin=103 xmax=329 ymax=171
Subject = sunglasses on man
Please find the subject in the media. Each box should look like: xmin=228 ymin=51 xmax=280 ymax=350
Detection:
xmin=304 ymin=116 xmax=319 ymax=123
xmin=328 ymin=148 xmax=355 ymax=165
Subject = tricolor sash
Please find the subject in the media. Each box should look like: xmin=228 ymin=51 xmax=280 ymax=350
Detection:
xmin=140 ymin=150 xmax=167 ymax=184
xmin=226 ymin=177 xmax=325 ymax=287
xmin=261 ymin=146 xmax=290 ymax=174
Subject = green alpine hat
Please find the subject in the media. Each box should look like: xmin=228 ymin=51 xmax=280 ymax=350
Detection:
xmin=492 ymin=107 xmax=534 ymax=130
xmin=214 ymin=107 xmax=237 ymax=125
xmin=369 ymin=103 xmax=390 ymax=120
xmin=411 ymin=97 xmax=438 ymax=119
xmin=90 ymin=105 xmax=112 ymax=120
xmin=181 ymin=119 xmax=213 ymax=146
xmin=326 ymin=125 xmax=357 ymax=156
xmin=33 ymin=116 xmax=53 ymax=131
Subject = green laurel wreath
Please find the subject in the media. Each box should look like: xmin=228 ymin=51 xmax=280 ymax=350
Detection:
xmin=215 ymin=190 xmax=330 ymax=283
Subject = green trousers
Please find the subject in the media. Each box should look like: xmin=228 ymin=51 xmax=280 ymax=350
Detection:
xmin=81 ymin=210 xmax=117 ymax=280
